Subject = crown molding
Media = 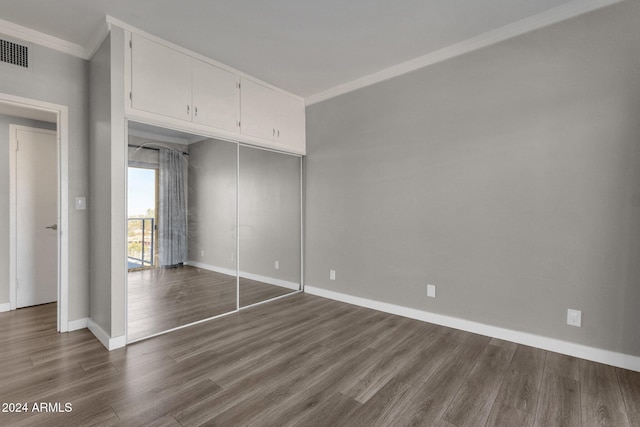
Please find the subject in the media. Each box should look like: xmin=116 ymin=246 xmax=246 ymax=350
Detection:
xmin=0 ymin=18 xmax=86 ymax=59
xmin=84 ymin=19 xmax=111 ymax=60
xmin=305 ymin=0 xmax=624 ymax=106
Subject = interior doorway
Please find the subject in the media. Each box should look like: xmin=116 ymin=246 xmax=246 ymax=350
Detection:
xmin=11 ymin=126 xmax=58 ymax=307
xmin=1 ymin=92 xmax=69 ymax=332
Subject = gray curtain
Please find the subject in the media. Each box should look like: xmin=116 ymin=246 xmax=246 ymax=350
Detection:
xmin=159 ymin=148 xmax=187 ymax=266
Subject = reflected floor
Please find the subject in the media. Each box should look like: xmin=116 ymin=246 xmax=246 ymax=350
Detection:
xmin=128 ymin=265 xmax=295 ymax=341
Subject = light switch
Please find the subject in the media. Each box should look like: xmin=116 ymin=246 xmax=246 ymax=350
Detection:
xmin=75 ymin=196 xmax=87 ymax=210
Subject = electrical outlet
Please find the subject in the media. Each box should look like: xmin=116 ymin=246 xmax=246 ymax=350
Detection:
xmin=567 ymin=309 xmax=582 ymax=327
xmin=330 ymin=270 xmax=336 ymax=281
xmin=201 ymin=250 xmax=205 ymax=257
xmin=427 ymin=284 xmax=436 ymax=298
xmin=274 ymin=260 xmax=280 ymax=270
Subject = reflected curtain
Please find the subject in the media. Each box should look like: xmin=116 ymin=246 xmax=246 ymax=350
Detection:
xmin=159 ymin=148 xmax=187 ymax=267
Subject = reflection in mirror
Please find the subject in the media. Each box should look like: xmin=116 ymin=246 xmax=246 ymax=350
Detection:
xmin=239 ymin=145 xmax=301 ymax=307
xmin=126 ymin=122 xmax=237 ymax=341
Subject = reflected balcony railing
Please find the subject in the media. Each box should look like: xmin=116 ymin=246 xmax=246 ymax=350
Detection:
xmin=127 ymin=217 xmax=155 ymax=269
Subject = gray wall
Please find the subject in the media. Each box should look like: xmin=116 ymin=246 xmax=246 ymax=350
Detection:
xmin=305 ymin=1 xmax=640 ymax=356
xmin=0 ymin=115 xmax=56 ymax=304
xmin=187 ymin=141 xmax=302 ymax=285
xmin=0 ymin=36 xmax=89 ymax=321
xmin=88 ymin=28 xmax=127 ymax=339
xmin=188 ymin=138 xmax=237 ymax=271
xmin=89 ymin=35 xmax=112 ymax=334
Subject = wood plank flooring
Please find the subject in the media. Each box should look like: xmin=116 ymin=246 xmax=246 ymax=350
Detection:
xmin=127 ymin=265 xmax=295 ymax=340
xmin=1 ymin=294 xmax=639 ymax=426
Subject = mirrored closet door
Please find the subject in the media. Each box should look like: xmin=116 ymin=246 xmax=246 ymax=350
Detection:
xmin=238 ymin=145 xmax=302 ymax=307
xmin=126 ymin=122 xmax=238 ymax=341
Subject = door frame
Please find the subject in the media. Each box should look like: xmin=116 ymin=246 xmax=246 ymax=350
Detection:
xmin=3 ymin=93 xmax=69 ymax=333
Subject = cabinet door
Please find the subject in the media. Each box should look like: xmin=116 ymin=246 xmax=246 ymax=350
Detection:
xmin=192 ymin=59 xmax=240 ymax=132
xmin=131 ymin=34 xmax=192 ymax=120
xmin=240 ymin=78 xmax=276 ymax=141
xmin=272 ymin=91 xmax=305 ymax=153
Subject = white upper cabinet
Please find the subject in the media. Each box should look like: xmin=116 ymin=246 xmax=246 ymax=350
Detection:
xmin=131 ymin=34 xmax=192 ymax=120
xmin=191 ymin=59 xmax=239 ymax=132
xmin=240 ymin=78 xmax=278 ymax=141
xmin=128 ymin=32 xmax=305 ymax=154
xmin=272 ymin=89 xmax=305 ymax=152
xmin=240 ymin=78 xmax=306 ymax=153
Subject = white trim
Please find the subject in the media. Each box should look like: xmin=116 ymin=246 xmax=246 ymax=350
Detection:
xmin=185 ymin=261 xmax=237 ymax=277
xmin=84 ymin=19 xmax=111 ymax=60
xmin=300 ymin=158 xmax=305 ymax=292
xmin=88 ymin=318 xmax=126 ymax=350
xmin=128 ymin=128 xmax=191 ymax=146
xmin=2 ymin=94 xmax=69 ymax=334
xmin=304 ymin=286 xmax=640 ymax=373
xmin=186 ymin=261 xmax=300 ymax=291
xmin=0 ymin=18 xmax=85 ymax=59
xmin=239 ymin=290 xmax=302 ymax=311
xmin=241 ymin=271 xmax=300 ymax=291
xmin=305 ymin=0 xmax=623 ymax=105
xmin=127 ymin=309 xmax=237 ymax=344
xmin=125 ymin=110 xmax=306 ymax=156
xmin=0 ymin=303 xmax=10 ymax=312
xmin=68 ymin=318 xmax=88 ymax=331
xmin=236 ymin=143 xmax=240 ymax=310
xmin=9 ymin=126 xmax=17 ymax=312
xmin=57 ymin=107 xmax=69 ymax=333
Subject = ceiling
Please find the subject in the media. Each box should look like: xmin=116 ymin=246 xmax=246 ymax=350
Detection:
xmin=0 ymin=0 xmax=619 ymax=100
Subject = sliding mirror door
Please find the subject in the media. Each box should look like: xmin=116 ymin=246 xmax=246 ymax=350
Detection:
xmin=238 ymin=145 xmax=302 ymax=307
xmin=127 ymin=122 xmax=238 ymax=341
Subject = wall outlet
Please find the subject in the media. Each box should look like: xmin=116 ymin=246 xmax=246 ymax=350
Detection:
xmin=567 ymin=309 xmax=582 ymax=327
xmin=274 ymin=260 xmax=280 ymax=270
xmin=201 ymin=250 xmax=205 ymax=257
xmin=329 ymin=270 xmax=336 ymax=281
xmin=427 ymin=284 xmax=436 ymax=298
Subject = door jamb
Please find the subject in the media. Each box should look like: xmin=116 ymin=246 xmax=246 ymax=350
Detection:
xmin=2 ymin=93 xmax=69 ymax=333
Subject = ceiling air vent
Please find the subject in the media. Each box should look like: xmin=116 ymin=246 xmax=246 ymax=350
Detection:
xmin=1 ymin=39 xmax=29 ymax=68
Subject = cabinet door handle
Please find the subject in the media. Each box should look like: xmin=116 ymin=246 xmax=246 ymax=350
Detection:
xmin=277 ymin=129 xmax=280 ymax=138
xmin=273 ymin=128 xmax=275 ymax=137
xmin=187 ymin=105 xmax=190 ymax=115
xmin=195 ymin=106 xmax=198 ymax=116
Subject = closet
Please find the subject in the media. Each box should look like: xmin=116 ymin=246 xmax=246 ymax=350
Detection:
xmin=88 ymin=23 xmax=305 ymax=347
xmin=126 ymin=122 xmax=302 ymax=342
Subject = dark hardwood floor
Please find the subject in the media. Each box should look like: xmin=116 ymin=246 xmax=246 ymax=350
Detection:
xmin=127 ymin=265 xmax=295 ymax=341
xmin=1 ymin=294 xmax=639 ymax=426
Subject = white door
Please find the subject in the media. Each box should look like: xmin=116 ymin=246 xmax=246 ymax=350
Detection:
xmin=272 ymin=90 xmax=306 ymax=153
xmin=192 ymin=59 xmax=240 ymax=132
xmin=131 ymin=34 xmax=192 ymax=121
xmin=240 ymin=78 xmax=277 ymax=141
xmin=13 ymin=127 xmax=58 ymax=308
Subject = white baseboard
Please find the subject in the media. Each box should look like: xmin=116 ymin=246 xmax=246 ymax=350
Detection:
xmin=240 ymin=271 xmax=300 ymax=291
xmin=186 ymin=260 xmax=300 ymax=291
xmin=304 ymin=285 xmax=640 ymax=373
xmin=88 ymin=318 xmax=126 ymax=351
xmin=186 ymin=261 xmax=236 ymax=277
xmin=67 ymin=317 xmax=88 ymax=331
xmin=0 ymin=303 xmax=10 ymax=313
